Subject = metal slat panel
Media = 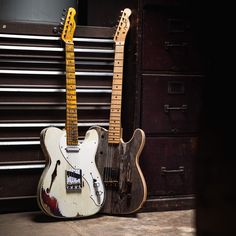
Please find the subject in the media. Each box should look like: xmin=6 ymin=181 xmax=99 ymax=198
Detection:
xmin=0 ymin=45 xmax=114 ymax=53
xmin=0 ymin=164 xmax=45 ymax=170
xmin=0 ymin=105 xmax=110 ymax=110
xmin=0 ymin=122 xmax=109 ymax=128
xmin=0 ymin=88 xmax=112 ymax=93
xmin=0 ymin=70 xmax=113 ymax=76
xmin=0 ymin=141 xmax=40 ymax=146
xmin=0 ymin=33 xmax=114 ymax=43
xmin=0 ymin=28 xmax=112 ymax=171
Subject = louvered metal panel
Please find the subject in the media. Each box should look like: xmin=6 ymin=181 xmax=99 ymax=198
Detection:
xmin=0 ymin=23 xmax=114 ymax=201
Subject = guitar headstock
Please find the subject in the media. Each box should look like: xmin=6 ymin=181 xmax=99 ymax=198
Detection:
xmin=114 ymin=8 xmax=132 ymax=43
xmin=61 ymin=7 xmax=76 ymax=43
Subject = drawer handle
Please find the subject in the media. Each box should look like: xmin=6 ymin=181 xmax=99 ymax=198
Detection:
xmin=161 ymin=166 xmax=185 ymax=175
xmin=164 ymin=41 xmax=188 ymax=50
xmin=164 ymin=104 xmax=188 ymax=113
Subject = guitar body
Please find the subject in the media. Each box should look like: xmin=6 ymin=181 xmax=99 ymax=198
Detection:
xmin=91 ymin=126 xmax=147 ymax=214
xmin=37 ymin=127 xmax=105 ymax=218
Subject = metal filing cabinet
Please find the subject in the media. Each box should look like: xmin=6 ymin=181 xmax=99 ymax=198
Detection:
xmin=138 ymin=0 xmax=205 ymax=210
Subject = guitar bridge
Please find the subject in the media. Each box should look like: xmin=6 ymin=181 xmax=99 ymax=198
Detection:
xmin=66 ymin=169 xmax=82 ymax=192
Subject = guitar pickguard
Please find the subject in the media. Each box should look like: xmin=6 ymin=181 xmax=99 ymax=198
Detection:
xmin=37 ymin=127 xmax=105 ymax=218
xmin=59 ymin=129 xmax=105 ymax=206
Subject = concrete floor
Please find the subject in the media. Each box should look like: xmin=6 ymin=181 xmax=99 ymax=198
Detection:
xmin=0 ymin=210 xmax=195 ymax=236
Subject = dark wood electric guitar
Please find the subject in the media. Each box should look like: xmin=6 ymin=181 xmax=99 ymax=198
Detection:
xmin=91 ymin=8 xmax=147 ymax=214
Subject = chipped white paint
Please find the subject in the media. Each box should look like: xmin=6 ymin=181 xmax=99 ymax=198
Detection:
xmin=37 ymin=127 xmax=105 ymax=218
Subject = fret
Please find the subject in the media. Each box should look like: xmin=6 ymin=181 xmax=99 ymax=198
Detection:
xmin=110 ymin=114 xmax=121 ymax=118
xmin=108 ymin=133 xmax=121 ymax=138
xmin=64 ymin=42 xmax=78 ymax=145
xmin=66 ymin=124 xmax=78 ymax=128
xmin=66 ymin=82 xmax=76 ymax=86
xmin=67 ymin=108 xmax=77 ymax=112
xmin=111 ymin=91 xmax=122 ymax=95
xmin=66 ymin=64 xmax=75 ymax=68
xmin=66 ymin=73 xmax=76 ymax=78
xmin=111 ymin=108 xmax=121 ymax=112
xmin=108 ymin=136 xmax=120 ymax=140
xmin=108 ymin=134 xmax=121 ymax=138
xmin=109 ymin=118 xmax=121 ymax=122
xmin=66 ymin=68 xmax=75 ymax=73
xmin=66 ymin=59 xmax=75 ymax=64
xmin=67 ymin=115 xmax=77 ymax=119
xmin=67 ymin=119 xmax=78 ymax=123
xmin=111 ymin=90 xmax=122 ymax=95
xmin=66 ymin=92 xmax=76 ymax=96
xmin=66 ymin=94 xmax=77 ymax=98
xmin=111 ymin=98 xmax=122 ymax=105
xmin=109 ymin=121 xmax=121 ymax=125
xmin=108 ymin=140 xmax=120 ymax=144
xmin=109 ymin=126 xmax=121 ymax=130
xmin=114 ymin=53 xmax=124 ymax=60
xmin=67 ymin=84 xmax=76 ymax=92
xmin=111 ymin=99 xmax=121 ymax=103
xmin=66 ymin=115 xmax=77 ymax=118
xmin=108 ymin=133 xmax=121 ymax=137
xmin=110 ymin=104 xmax=122 ymax=109
xmin=66 ymin=104 xmax=77 ymax=107
xmin=66 ymin=95 xmax=77 ymax=99
xmin=109 ymin=125 xmax=121 ymax=129
xmin=113 ymin=67 xmax=123 ymax=73
xmin=66 ymin=100 xmax=77 ymax=105
xmin=66 ymin=52 xmax=74 ymax=58
xmin=67 ymin=124 xmax=78 ymax=128
xmin=108 ymin=40 xmax=125 ymax=143
xmin=112 ymin=84 xmax=122 ymax=89
xmin=110 ymin=100 xmax=122 ymax=105
xmin=113 ymin=70 xmax=123 ymax=74
xmin=114 ymin=60 xmax=123 ymax=67
xmin=66 ymin=44 xmax=74 ymax=50
xmin=112 ymin=80 xmax=123 ymax=85
xmin=113 ymin=74 xmax=123 ymax=79
xmin=115 ymin=46 xmax=124 ymax=53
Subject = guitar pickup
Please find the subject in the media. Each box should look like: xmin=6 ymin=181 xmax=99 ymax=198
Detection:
xmin=65 ymin=146 xmax=80 ymax=153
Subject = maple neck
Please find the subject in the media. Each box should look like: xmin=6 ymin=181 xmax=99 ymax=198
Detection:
xmin=108 ymin=42 xmax=125 ymax=144
xmin=65 ymin=43 xmax=78 ymax=146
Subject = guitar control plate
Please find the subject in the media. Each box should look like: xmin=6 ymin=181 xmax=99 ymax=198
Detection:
xmin=66 ymin=169 xmax=82 ymax=192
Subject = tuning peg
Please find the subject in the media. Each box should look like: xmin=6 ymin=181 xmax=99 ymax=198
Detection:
xmin=53 ymin=26 xmax=58 ymax=34
xmin=61 ymin=17 xmax=65 ymax=21
xmin=58 ymin=26 xmax=63 ymax=34
xmin=61 ymin=8 xmax=67 ymax=16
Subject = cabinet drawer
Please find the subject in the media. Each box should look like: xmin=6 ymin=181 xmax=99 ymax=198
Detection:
xmin=140 ymin=137 xmax=197 ymax=196
xmin=141 ymin=74 xmax=203 ymax=134
xmin=0 ymin=145 xmax=44 ymax=163
xmin=142 ymin=5 xmax=204 ymax=72
xmin=0 ymin=169 xmax=42 ymax=198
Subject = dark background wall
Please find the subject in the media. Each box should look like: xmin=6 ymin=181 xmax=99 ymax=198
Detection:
xmin=0 ymin=0 xmax=232 ymax=234
xmin=0 ymin=0 xmax=78 ymax=23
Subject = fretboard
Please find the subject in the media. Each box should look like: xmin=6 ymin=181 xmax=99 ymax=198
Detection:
xmin=65 ymin=43 xmax=78 ymax=146
xmin=108 ymin=42 xmax=124 ymax=144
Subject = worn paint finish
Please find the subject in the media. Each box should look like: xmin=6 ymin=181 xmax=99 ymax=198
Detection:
xmin=37 ymin=127 xmax=105 ymax=218
xmin=91 ymin=126 xmax=147 ymax=214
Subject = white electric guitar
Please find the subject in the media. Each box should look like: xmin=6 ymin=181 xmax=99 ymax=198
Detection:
xmin=37 ymin=7 xmax=105 ymax=218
